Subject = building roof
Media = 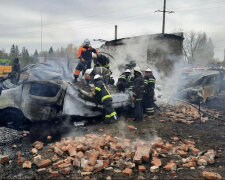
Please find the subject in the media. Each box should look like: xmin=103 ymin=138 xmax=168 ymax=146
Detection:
xmin=104 ymin=33 xmax=184 ymax=46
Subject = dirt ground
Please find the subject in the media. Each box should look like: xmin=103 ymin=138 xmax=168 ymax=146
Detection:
xmin=0 ymin=96 xmax=225 ymax=179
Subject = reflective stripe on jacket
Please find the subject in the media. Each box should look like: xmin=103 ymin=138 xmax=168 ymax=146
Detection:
xmin=94 ymin=80 xmax=112 ymax=103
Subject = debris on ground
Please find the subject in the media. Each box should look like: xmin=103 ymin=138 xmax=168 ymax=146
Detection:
xmin=7 ymin=133 xmax=220 ymax=178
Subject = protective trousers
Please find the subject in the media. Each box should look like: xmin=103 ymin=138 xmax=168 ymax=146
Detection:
xmin=143 ymin=95 xmax=154 ymax=115
xmin=134 ymin=100 xmax=143 ymax=122
xmin=103 ymin=99 xmax=117 ymax=122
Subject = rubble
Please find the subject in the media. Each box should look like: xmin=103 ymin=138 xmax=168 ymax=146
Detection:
xmin=202 ymin=171 xmax=222 ymax=180
xmin=0 ymin=155 xmax=9 ymax=164
xmin=7 ymin=133 xmax=219 ymax=177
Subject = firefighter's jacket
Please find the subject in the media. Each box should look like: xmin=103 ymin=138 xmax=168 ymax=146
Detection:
xmin=144 ymin=75 xmax=155 ymax=97
xmin=133 ymin=74 xmax=145 ymax=101
xmin=90 ymin=67 xmax=111 ymax=77
xmin=77 ymin=45 xmax=98 ymax=62
xmin=94 ymin=54 xmax=110 ymax=69
xmin=118 ymin=72 xmax=131 ymax=87
xmin=93 ymin=80 xmax=112 ymax=103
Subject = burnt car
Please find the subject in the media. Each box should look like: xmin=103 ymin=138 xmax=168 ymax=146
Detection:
xmin=0 ymin=63 xmax=130 ymax=130
xmin=177 ymin=70 xmax=221 ymax=104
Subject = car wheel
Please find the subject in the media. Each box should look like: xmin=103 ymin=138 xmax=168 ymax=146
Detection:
xmin=0 ymin=108 xmax=30 ymax=130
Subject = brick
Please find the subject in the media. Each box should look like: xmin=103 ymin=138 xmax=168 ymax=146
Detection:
xmin=81 ymin=172 xmax=92 ymax=176
xmin=125 ymin=162 xmax=135 ymax=169
xmin=37 ymin=168 xmax=46 ymax=174
xmin=152 ymin=142 xmax=164 ymax=148
xmin=73 ymin=157 xmax=81 ymax=167
xmin=61 ymin=146 xmax=67 ymax=152
xmin=76 ymin=144 xmax=84 ymax=151
xmin=51 ymin=171 xmax=59 ymax=177
xmin=183 ymin=161 xmax=196 ymax=168
xmin=133 ymin=145 xmax=150 ymax=164
xmin=61 ymin=167 xmax=71 ymax=175
xmin=76 ymin=151 xmax=84 ymax=159
xmin=127 ymin=125 xmax=137 ymax=130
xmin=173 ymin=137 xmax=179 ymax=141
xmin=94 ymin=160 xmax=104 ymax=172
xmin=18 ymin=157 xmax=26 ymax=165
xmin=17 ymin=151 xmax=22 ymax=157
xmin=150 ymin=166 xmax=159 ymax=173
xmin=68 ymin=146 xmax=76 ymax=157
xmin=190 ymin=147 xmax=200 ymax=155
xmin=160 ymin=120 xmax=165 ymax=123
xmin=202 ymin=171 xmax=222 ymax=180
xmin=22 ymin=161 xmax=32 ymax=168
xmin=54 ymin=147 xmax=63 ymax=156
xmin=0 ymin=155 xmax=9 ymax=164
xmin=53 ymin=160 xmax=64 ymax=168
xmin=177 ymin=150 xmax=188 ymax=157
xmin=47 ymin=136 xmax=52 ymax=140
xmin=165 ymin=143 xmax=173 ymax=149
xmin=197 ymin=159 xmax=207 ymax=166
xmin=116 ymin=143 xmax=123 ymax=149
xmin=181 ymin=144 xmax=189 ymax=151
xmin=138 ymin=165 xmax=146 ymax=172
xmin=88 ymin=151 xmax=99 ymax=166
xmin=35 ymin=158 xmax=52 ymax=168
xmin=151 ymin=157 xmax=162 ymax=167
xmin=103 ymin=160 xmax=109 ymax=168
xmin=81 ymin=158 xmax=89 ymax=168
xmin=58 ymin=163 xmax=71 ymax=169
xmin=31 ymin=148 xmax=38 ymax=154
xmin=83 ymin=165 xmax=94 ymax=172
xmin=163 ymin=160 xmax=177 ymax=171
xmin=122 ymin=168 xmax=132 ymax=175
xmin=52 ymin=155 xmax=59 ymax=162
xmin=99 ymin=129 xmax=104 ymax=132
xmin=33 ymin=141 xmax=44 ymax=150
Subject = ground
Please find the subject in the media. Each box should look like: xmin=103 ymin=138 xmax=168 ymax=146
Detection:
xmin=0 ymin=95 xmax=225 ymax=179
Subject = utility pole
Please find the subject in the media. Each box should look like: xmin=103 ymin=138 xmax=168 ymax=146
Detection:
xmin=41 ymin=15 xmax=42 ymax=52
xmin=115 ymin=25 xmax=117 ymax=40
xmin=155 ymin=0 xmax=174 ymax=35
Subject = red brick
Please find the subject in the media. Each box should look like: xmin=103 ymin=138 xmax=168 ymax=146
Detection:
xmin=202 ymin=171 xmax=222 ymax=180
xmin=183 ymin=161 xmax=196 ymax=167
xmin=122 ymin=168 xmax=132 ymax=175
xmin=138 ymin=165 xmax=146 ymax=172
xmin=94 ymin=160 xmax=104 ymax=172
xmin=22 ymin=161 xmax=32 ymax=168
xmin=61 ymin=167 xmax=71 ymax=175
xmin=76 ymin=151 xmax=84 ymax=159
xmin=68 ymin=146 xmax=76 ymax=157
xmin=31 ymin=148 xmax=38 ymax=154
xmin=51 ymin=171 xmax=59 ymax=177
xmin=36 ymin=159 xmax=52 ymax=168
xmin=54 ymin=147 xmax=63 ymax=156
xmin=33 ymin=141 xmax=44 ymax=150
xmin=47 ymin=136 xmax=52 ymax=140
xmin=103 ymin=160 xmax=109 ymax=168
xmin=61 ymin=146 xmax=67 ymax=152
xmin=163 ymin=160 xmax=177 ymax=171
xmin=73 ymin=157 xmax=81 ymax=167
xmin=127 ymin=125 xmax=137 ymax=130
xmin=165 ymin=143 xmax=173 ymax=149
xmin=88 ymin=151 xmax=99 ymax=166
xmin=18 ymin=157 xmax=26 ymax=165
xmin=150 ymin=166 xmax=159 ymax=173
xmin=177 ymin=150 xmax=188 ymax=157
xmin=0 ymin=155 xmax=9 ymax=164
xmin=58 ymin=163 xmax=71 ymax=169
xmin=53 ymin=160 xmax=64 ymax=168
xmin=76 ymin=144 xmax=84 ymax=151
xmin=151 ymin=157 xmax=162 ymax=167
xmin=83 ymin=165 xmax=94 ymax=172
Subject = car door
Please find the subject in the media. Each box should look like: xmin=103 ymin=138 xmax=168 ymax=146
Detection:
xmin=20 ymin=81 xmax=65 ymax=121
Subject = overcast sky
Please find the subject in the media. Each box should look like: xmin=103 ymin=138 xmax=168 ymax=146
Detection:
xmin=0 ymin=0 xmax=225 ymax=59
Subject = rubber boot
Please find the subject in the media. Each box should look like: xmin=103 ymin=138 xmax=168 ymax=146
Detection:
xmin=73 ymin=75 xmax=78 ymax=83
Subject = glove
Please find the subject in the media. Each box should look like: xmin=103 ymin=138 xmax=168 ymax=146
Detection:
xmin=81 ymin=58 xmax=85 ymax=62
xmin=132 ymin=96 xmax=135 ymax=102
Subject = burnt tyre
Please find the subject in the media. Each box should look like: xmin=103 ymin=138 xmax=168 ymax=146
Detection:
xmin=0 ymin=108 xmax=31 ymax=130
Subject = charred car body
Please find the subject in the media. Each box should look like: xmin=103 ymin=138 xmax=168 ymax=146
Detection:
xmin=178 ymin=70 xmax=221 ymax=104
xmin=0 ymin=63 xmax=130 ymax=130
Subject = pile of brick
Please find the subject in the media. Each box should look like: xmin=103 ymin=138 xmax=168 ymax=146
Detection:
xmin=160 ymin=105 xmax=209 ymax=124
xmin=10 ymin=134 xmax=221 ymax=178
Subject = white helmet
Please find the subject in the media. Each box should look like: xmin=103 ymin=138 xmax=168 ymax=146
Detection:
xmin=85 ymin=68 xmax=93 ymax=75
xmin=133 ymin=67 xmax=142 ymax=74
xmin=145 ymin=68 xmax=152 ymax=72
xmin=92 ymin=53 xmax=97 ymax=59
xmin=83 ymin=39 xmax=90 ymax=46
xmin=125 ymin=69 xmax=131 ymax=73
xmin=94 ymin=74 xmax=101 ymax=80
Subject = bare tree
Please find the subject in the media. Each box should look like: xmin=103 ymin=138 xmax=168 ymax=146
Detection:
xmin=184 ymin=31 xmax=214 ymax=64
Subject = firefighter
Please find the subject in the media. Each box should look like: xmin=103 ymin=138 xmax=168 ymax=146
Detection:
xmin=74 ymin=39 xmax=98 ymax=82
xmin=132 ymin=67 xmax=145 ymax=122
xmin=117 ymin=69 xmax=131 ymax=92
xmin=93 ymin=53 xmax=110 ymax=69
xmin=143 ymin=68 xmax=156 ymax=115
xmin=92 ymin=74 xmax=117 ymax=123
xmin=85 ymin=67 xmax=112 ymax=85
xmin=10 ymin=57 xmax=20 ymax=84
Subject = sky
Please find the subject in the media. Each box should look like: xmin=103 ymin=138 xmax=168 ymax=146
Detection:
xmin=0 ymin=0 xmax=225 ymax=60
